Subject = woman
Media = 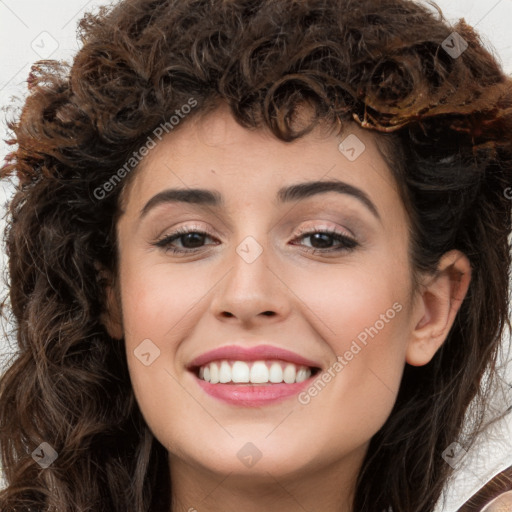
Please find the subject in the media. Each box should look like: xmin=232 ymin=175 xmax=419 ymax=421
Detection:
xmin=0 ymin=0 xmax=511 ymax=510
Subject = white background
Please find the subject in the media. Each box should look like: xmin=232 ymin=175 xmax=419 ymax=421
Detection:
xmin=0 ymin=1 xmax=511 ymax=510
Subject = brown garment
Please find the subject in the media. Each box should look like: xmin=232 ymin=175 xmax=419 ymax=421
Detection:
xmin=457 ymin=466 xmax=512 ymax=511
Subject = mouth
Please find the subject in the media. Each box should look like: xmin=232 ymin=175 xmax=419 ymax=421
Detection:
xmin=187 ymin=351 xmax=322 ymax=407
xmin=190 ymin=360 xmax=321 ymax=385
xmin=186 ymin=344 xmax=323 ymax=406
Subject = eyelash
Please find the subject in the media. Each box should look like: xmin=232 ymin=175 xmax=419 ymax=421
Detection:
xmin=152 ymin=225 xmax=359 ymax=255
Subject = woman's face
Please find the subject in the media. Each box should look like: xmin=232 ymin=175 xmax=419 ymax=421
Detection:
xmin=111 ymin=105 xmax=428 ymax=489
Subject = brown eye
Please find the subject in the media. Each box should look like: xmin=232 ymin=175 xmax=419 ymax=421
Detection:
xmin=153 ymin=228 xmax=218 ymax=254
xmin=291 ymin=229 xmax=358 ymax=253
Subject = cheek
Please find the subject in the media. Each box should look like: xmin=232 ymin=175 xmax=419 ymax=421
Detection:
xmin=118 ymin=259 xmax=207 ymax=413
xmin=289 ymin=252 xmax=410 ymax=356
xmin=284 ymin=259 xmax=410 ymax=442
xmin=120 ymin=259 xmax=207 ymax=345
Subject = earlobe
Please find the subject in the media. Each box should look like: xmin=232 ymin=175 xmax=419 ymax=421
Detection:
xmin=96 ymin=264 xmax=124 ymax=340
xmin=406 ymin=250 xmax=471 ymax=367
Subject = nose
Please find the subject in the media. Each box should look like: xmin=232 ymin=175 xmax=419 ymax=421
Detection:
xmin=210 ymin=238 xmax=292 ymax=327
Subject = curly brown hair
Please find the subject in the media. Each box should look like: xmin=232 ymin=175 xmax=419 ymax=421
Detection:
xmin=0 ymin=0 xmax=511 ymax=511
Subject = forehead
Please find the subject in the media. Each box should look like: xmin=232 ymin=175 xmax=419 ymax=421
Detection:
xmin=120 ymin=105 xmax=401 ymax=215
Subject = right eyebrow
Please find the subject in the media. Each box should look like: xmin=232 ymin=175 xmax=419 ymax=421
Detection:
xmin=140 ymin=188 xmax=223 ymax=219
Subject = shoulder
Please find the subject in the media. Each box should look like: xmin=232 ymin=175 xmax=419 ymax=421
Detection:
xmin=457 ymin=466 xmax=512 ymax=512
xmin=478 ymin=490 xmax=512 ymax=511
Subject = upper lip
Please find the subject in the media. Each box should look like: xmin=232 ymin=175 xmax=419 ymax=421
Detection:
xmin=187 ymin=344 xmax=322 ymax=370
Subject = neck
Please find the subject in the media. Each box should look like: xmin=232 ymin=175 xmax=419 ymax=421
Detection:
xmin=168 ymin=446 xmax=366 ymax=512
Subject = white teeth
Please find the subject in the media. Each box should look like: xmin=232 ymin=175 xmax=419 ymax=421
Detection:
xmin=219 ymin=361 xmax=231 ymax=383
xmin=210 ymin=362 xmax=219 ymax=384
xmin=231 ymin=361 xmax=250 ymax=383
xmin=250 ymin=361 xmax=269 ymax=383
xmin=269 ymin=362 xmax=283 ymax=383
xmin=283 ymin=364 xmax=296 ymax=383
xmin=296 ymin=368 xmax=309 ymax=383
xmin=197 ymin=360 xmax=313 ymax=384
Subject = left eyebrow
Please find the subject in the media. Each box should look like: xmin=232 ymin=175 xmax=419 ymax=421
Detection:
xmin=139 ymin=179 xmax=380 ymax=221
xmin=277 ymin=180 xmax=380 ymax=220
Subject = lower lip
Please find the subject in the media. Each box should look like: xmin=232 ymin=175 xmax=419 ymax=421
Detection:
xmin=192 ymin=372 xmax=314 ymax=407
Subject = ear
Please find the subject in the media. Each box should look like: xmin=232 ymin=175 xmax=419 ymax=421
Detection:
xmin=406 ymin=250 xmax=471 ymax=366
xmin=95 ymin=263 xmax=124 ymax=340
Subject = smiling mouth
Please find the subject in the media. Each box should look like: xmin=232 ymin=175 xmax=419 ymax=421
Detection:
xmin=190 ymin=359 xmax=321 ymax=385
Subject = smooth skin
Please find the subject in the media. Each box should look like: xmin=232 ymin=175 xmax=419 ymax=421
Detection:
xmin=102 ymin=104 xmax=471 ymax=512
